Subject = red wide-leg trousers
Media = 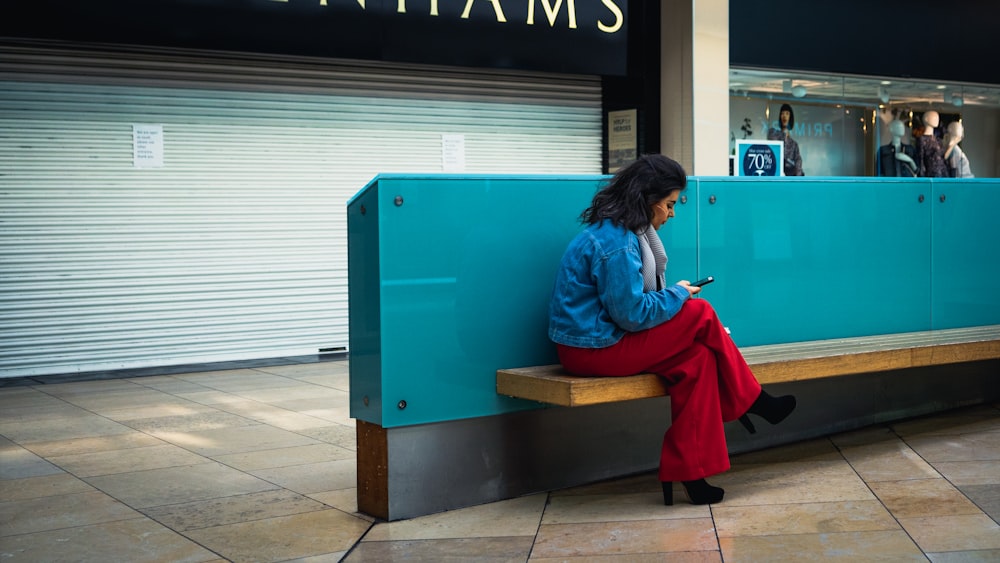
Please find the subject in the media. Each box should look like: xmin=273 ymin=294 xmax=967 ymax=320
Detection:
xmin=557 ymin=298 xmax=762 ymax=482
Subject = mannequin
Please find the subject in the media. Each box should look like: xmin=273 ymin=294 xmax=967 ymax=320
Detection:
xmin=767 ymin=103 xmax=804 ymax=176
xmin=943 ymin=121 xmax=975 ymax=178
xmin=877 ymin=119 xmax=917 ymax=177
xmin=915 ymin=110 xmax=948 ymax=177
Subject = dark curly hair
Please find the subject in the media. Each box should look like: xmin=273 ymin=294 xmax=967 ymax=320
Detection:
xmin=581 ymin=154 xmax=688 ymax=232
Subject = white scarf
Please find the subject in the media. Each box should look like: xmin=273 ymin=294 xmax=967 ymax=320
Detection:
xmin=638 ymin=224 xmax=666 ymax=292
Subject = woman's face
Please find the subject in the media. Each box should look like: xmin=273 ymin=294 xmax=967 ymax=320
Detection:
xmin=651 ymin=190 xmax=680 ymax=230
xmin=779 ymin=110 xmax=791 ymax=128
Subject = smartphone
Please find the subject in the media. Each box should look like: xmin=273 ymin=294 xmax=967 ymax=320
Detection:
xmin=692 ymin=276 xmax=714 ymax=287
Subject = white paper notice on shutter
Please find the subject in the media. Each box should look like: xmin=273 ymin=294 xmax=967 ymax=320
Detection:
xmin=441 ymin=133 xmax=466 ymax=172
xmin=133 ymin=124 xmax=164 ymax=168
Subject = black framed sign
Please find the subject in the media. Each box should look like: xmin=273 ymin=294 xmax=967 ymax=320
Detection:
xmin=1 ymin=0 xmax=629 ymax=76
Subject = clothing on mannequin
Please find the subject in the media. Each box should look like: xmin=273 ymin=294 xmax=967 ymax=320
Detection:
xmin=877 ymin=119 xmax=917 ymax=177
xmin=915 ymin=110 xmax=948 ymax=178
xmin=766 ymin=103 xmax=804 ymax=176
xmin=943 ymin=121 xmax=975 ymax=178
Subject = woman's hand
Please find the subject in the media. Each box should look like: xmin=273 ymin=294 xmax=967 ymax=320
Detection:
xmin=676 ymin=280 xmax=702 ymax=296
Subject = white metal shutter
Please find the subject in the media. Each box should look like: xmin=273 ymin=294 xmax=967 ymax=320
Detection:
xmin=0 ymin=43 xmax=602 ymax=377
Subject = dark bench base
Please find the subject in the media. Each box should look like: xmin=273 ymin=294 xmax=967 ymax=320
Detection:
xmin=359 ymin=355 xmax=1000 ymax=520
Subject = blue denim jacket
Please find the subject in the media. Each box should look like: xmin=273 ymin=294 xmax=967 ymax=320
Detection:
xmin=548 ymin=220 xmax=690 ymax=348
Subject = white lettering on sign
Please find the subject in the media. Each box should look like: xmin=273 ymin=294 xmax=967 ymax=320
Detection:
xmin=132 ymin=124 xmax=164 ymax=168
xmin=528 ymin=0 xmax=577 ymax=28
xmin=597 ymin=0 xmax=623 ymax=32
xmin=771 ymin=121 xmax=835 ymax=138
xmin=267 ymin=0 xmax=625 ymax=33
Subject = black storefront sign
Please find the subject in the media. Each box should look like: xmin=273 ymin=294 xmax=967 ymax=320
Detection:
xmin=1 ymin=0 xmax=628 ymax=76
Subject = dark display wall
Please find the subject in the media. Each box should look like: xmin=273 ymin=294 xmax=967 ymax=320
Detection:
xmin=731 ymin=0 xmax=998 ymax=85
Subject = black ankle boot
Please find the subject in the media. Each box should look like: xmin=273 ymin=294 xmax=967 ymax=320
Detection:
xmin=738 ymin=389 xmax=796 ymax=434
xmin=662 ymin=481 xmax=673 ymax=506
xmin=682 ymin=479 xmax=725 ymax=505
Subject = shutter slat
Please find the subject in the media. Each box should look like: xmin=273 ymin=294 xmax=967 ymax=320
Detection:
xmin=0 ymin=41 xmax=601 ymax=377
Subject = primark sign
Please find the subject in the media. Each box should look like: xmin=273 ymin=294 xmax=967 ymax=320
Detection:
xmin=1 ymin=0 xmax=629 ymax=75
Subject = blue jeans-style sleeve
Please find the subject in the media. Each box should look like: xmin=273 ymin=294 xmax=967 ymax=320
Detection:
xmin=595 ymin=240 xmax=689 ymax=333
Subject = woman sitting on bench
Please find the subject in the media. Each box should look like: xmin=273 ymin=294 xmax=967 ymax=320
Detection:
xmin=547 ymin=153 xmax=797 ymax=505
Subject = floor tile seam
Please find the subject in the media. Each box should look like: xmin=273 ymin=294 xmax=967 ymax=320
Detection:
xmin=893 ymin=507 xmax=996 ymax=521
xmin=127 ymin=374 xmax=223 ymax=395
xmin=0 ymin=487 xmax=142 ymax=507
xmin=711 ymin=496 xmax=880 ymax=509
xmin=14 ymin=385 xmax=124 ymax=417
xmin=832 ymin=469 xmax=994 ymax=522
xmin=165 ymin=526 xmax=228 ymax=562
xmin=28 ymin=379 xmax=164 ymax=400
xmin=185 ymin=390 xmax=348 ymax=411
xmin=0 ymin=512 xmax=153 ymax=539
xmin=207 ymin=459 xmax=357 ymax=475
xmin=713 ymin=521 xmax=908 ymax=540
xmin=4 ymin=407 xmax=204 ymax=453
xmin=729 ymin=460 xmax=850 ymax=471
xmin=29 ymin=394 xmax=230 ymax=423
xmin=250 ymin=368 xmax=350 ymax=386
xmin=114 ymin=420 xmax=269 ymax=447
xmin=128 ymin=486 xmax=317 ymax=513
xmin=237 ymin=418 xmax=357 ymax=448
xmin=335 ymin=514 xmax=378 ymax=562
xmin=22 ymin=413 xmax=269 ymax=469
xmin=524 ymin=492 xmax=551 ymax=561
xmin=69 ymin=459 xmax=231 ymax=492
xmin=871 ymin=425 xmax=955 ymax=556
xmin=893 ymin=514 xmax=1000 ymax=555
xmin=44 ymin=440 xmax=209 ymax=460
xmin=824 ymin=431 xmax=925 ymax=551
xmin=182 ymin=397 xmax=329 ymax=424
xmin=139 ymin=502 xmax=365 ymax=534
xmin=924 ymin=548 xmax=1000 ymax=558
xmin=208 ymin=441 xmax=356 ymax=460
xmin=174 ymin=390 xmax=288 ymax=412
xmin=16 ymin=432 xmax=176 ymax=458
xmin=707 ymin=503 xmax=724 ymax=554
xmin=360 ymin=532 xmax=544 ymax=545
xmin=711 ymin=497 xmax=902 ymax=510
xmin=207 ymin=403 xmax=345 ymax=426
xmin=47 ymin=457 xmax=234 ymax=481
xmin=193 ymin=456 xmax=347 ymax=501
xmin=539 ymin=514 xmax=715 ymax=528
xmin=244 ymin=367 xmax=350 ymax=391
xmin=895 ymin=428 xmax=999 ymax=520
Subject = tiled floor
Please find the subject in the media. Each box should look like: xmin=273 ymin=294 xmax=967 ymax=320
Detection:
xmin=1 ymin=359 xmax=998 ymax=562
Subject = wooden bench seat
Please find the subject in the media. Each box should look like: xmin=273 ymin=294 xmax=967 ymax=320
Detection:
xmin=496 ymin=325 xmax=1000 ymax=407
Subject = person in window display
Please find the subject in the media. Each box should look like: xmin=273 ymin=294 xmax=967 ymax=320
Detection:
xmin=915 ymin=110 xmax=948 ymax=178
xmin=767 ymin=103 xmax=804 ymax=176
xmin=877 ymin=119 xmax=918 ymax=177
xmin=943 ymin=121 xmax=974 ymax=178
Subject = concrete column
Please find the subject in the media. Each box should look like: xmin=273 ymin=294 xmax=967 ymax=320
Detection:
xmin=661 ymin=0 xmax=730 ymax=176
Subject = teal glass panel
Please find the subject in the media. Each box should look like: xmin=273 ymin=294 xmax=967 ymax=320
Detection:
xmin=353 ymin=175 xmax=607 ymax=427
xmin=696 ymin=177 xmax=933 ymax=346
xmin=931 ymin=178 xmax=1000 ymax=329
xmin=347 ymin=178 xmax=384 ymax=426
xmin=660 ymin=182 xmax=698 ymax=284
xmin=349 ymin=175 xmax=998 ymax=428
